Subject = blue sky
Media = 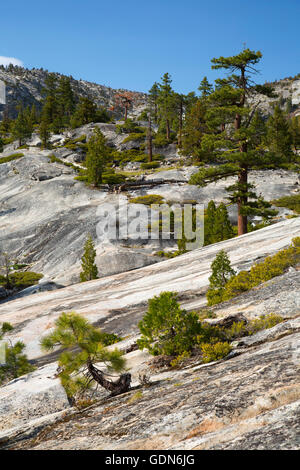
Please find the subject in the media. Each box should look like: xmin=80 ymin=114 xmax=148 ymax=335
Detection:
xmin=1 ymin=0 xmax=299 ymax=93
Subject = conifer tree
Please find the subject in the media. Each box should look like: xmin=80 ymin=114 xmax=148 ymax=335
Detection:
xmin=12 ymin=106 xmax=32 ymax=146
xmin=265 ymin=105 xmax=293 ymax=161
xmin=80 ymin=235 xmax=98 ymax=282
xmin=204 ymin=200 xmax=217 ymax=245
xmin=85 ymin=128 xmax=108 ymax=186
xmin=181 ymin=100 xmax=207 ymax=157
xmin=289 ymin=116 xmax=300 ymax=153
xmin=39 ymin=117 xmax=51 ymax=148
xmin=41 ymin=312 xmax=130 ymax=400
xmin=213 ymin=203 xmax=234 ymax=243
xmin=190 ymin=49 xmax=281 ymax=236
xmin=71 ymin=97 xmax=97 ymax=128
xmin=57 ymin=76 xmax=75 ymax=124
xmin=0 ymin=322 xmax=34 ymax=385
xmin=207 ymin=250 xmax=236 ymax=305
xmin=198 ymin=76 xmax=213 ymax=98
xmin=148 ymin=82 xmax=160 ymax=123
xmin=157 ymin=73 xmax=174 ymax=141
xmin=204 ymin=201 xmax=234 ymax=245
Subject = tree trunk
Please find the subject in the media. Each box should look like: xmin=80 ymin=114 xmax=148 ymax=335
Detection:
xmin=148 ymin=113 xmax=153 ymax=162
xmin=178 ymin=99 xmax=183 ymax=148
xmin=124 ymin=105 xmax=128 ymax=121
xmin=87 ymin=360 xmax=131 ymax=396
xmin=166 ymin=119 xmax=170 ymax=141
xmin=237 ymin=166 xmax=248 ymax=236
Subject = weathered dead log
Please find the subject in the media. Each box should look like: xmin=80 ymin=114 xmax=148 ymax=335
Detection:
xmin=108 ymin=179 xmax=186 ymax=193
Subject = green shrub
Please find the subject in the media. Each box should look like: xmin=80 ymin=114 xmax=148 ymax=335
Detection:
xmin=122 ymin=132 xmax=146 ymax=144
xmin=137 ymin=292 xmax=202 ymax=357
xmin=74 ymin=174 xmax=88 ymax=182
xmin=247 ymin=313 xmax=284 ymax=335
xmin=0 ymin=323 xmax=35 ymax=385
xmin=207 ymin=250 xmax=236 ymax=306
xmin=102 ymin=172 xmax=126 ymax=185
xmin=209 ymin=237 xmax=300 ymax=305
xmin=153 ymin=133 xmax=169 ymax=147
xmin=8 ymin=271 xmax=43 ymax=289
xmin=100 ymin=332 xmax=123 ymax=346
xmin=222 ymin=270 xmax=253 ymax=300
xmin=116 ymin=119 xmax=145 ymax=135
xmin=272 ymin=194 xmax=300 ymax=214
xmin=0 ymin=153 xmax=24 ymax=164
xmin=50 ymin=154 xmax=63 ymax=163
xmin=140 ymin=161 xmax=160 ymax=170
xmin=200 ymin=342 xmax=232 ymax=363
xmin=129 ymin=195 xmax=164 ymax=205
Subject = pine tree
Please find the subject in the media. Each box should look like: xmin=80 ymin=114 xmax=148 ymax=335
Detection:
xmin=148 ymin=82 xmax=160 ymax=123
xmin=57 ymin=76 xmax=75 ymax=124
xmin=190 ymin=49 xmax=281 ymax=236
xmin=71 ymin=97 xmax=97 ymax=128
xmin=173 ymin=92 xmax=197 ymax=149
xmin=80 ymin=235 xmax=98 ymax=282
xmin=0 ymin=322 xmax=34 ymax=385
xmin=213 ymin=203 xmax=234 ymax=242
xmin=181 ymin=99 xmax=207 ymax=157
xmin=85 ymin=128 xmax=108 ymax=186
xmin=265 ymin=105 xmax=293 ymax=161
xmin=204 ymin=200 xmax=217 ymax=245
xmin=289 ymin=116 xmax=300 ymax=153
xmin=39 ymin=117 xmax=51 ymax=149
xmin=198 ymin=76 xmax=213 ymax=98
xmin=41 ymin=312 xmax=130 ymax=401
xmin=204 ymin=201 xmax=234 ymax=245
xmin=157 ymin=73 xmax=174 ymax=141
xmin=207 ymin=250 xmax=236 ymax=305
xmin=41 ymin=73 xmax=62 ymax=133
xmin=137 ymin=292 xmax=202 ymax=357
xmin=12 ymin=106 xmax=32 ymax=146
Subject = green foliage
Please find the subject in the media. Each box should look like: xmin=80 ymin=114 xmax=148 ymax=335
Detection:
xmin=189 ymin=49 xmax=286 ymax=235
xmin=116 ymin=119 xmax=143 ymax=134
xmin=0 ymin=323 xmax=35 ymax=385
xmin=0 ymin=153 xmax=24 ymax=164
xmin=221 ymin=314 xmax=284 ymax=341
xmin=122 ymin=132 xmax=146 ymax=143
xmin=140 ymin=161 xmax=160 ymax=170
xmin=40 ymin=312 xmax=126 ymax=399
xmin=248 ymin=314 xmax=284 ymax=335
xmin=200 ymin=342 xmax=232 ymax=363
xmin=12 ymin=106 xmax=33 ymax=146
xmin=85 ymin=128 xmax=109 ymax=186
xmin=101 ymin=171 xmax=126 ymax=185
xmin=265 ymin=105 xmax=293 ymax=161
xmin=209 ymin=237 xmax=300 ymax=305
xmin=129 ymin=194 xmax=164 ymax=205
xmin=207 ymin=250 xmax=236 ymax=305
xmin=137 ymin=292 xmax=202 ymax=357
xmin=272 ymin=194 xmax=300 ymax=214
xmin=204 ymin=201 xmax=234 ymax=245
xmin=100 ymin=332 xmax=123 ymax=346
xmin=80 ymin=235 xmax=98 ymax=282
xmin=7 ymin=271 xmax=43 ymax=289
xmin=181 ymin=100 xmax=207 ymax=158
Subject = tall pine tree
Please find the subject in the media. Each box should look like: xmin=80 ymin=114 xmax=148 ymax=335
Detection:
xmin=85 ymin=128 xmax=108 ymax=186
xmin=190 ymin=49 xmax=281 ymax=235
xmin=80 ymin=235 xmax=98 ymax=282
